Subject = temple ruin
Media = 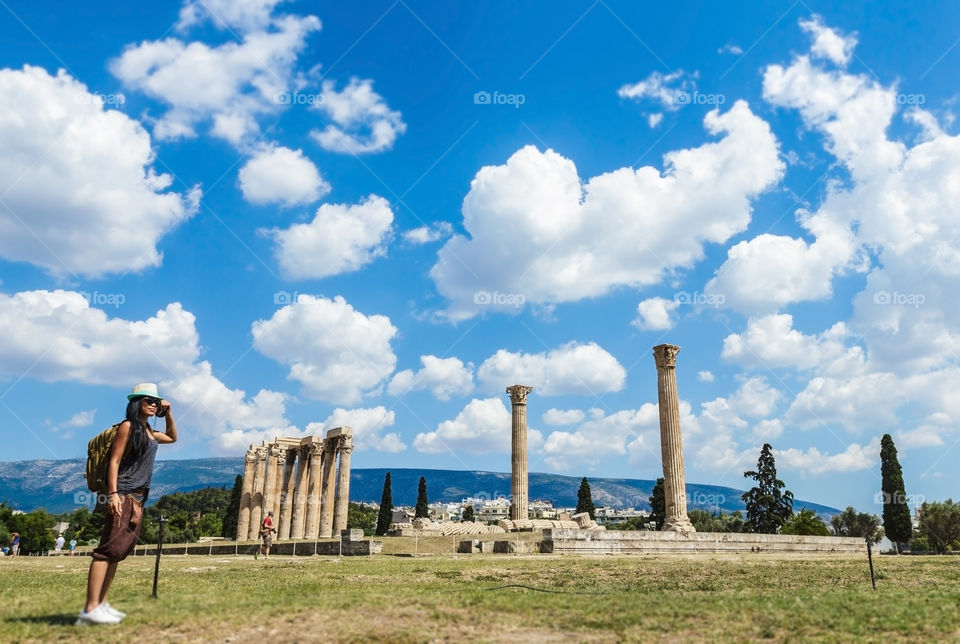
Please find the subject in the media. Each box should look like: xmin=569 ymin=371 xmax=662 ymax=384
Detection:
xmin=236 ymin=427 xmax=353 ymax=541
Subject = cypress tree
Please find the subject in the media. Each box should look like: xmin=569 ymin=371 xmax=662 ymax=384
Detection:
xmin=221 ymin=474 xmax=242 ymax=539
xmin=575 ymin=477 xmax=596 ymax=519
xmin=742 ymin=443 xmax=794 ymax=533
xmin=375 ymin=472 xmax=393 ymax=536
xmin=462 ymin=505 xmax=475 ymax=522
xmin=880 ymin=434 xmax=912 ymax=553
xmin=415 ymin=476 xmax=429 ymax=519
xmin=649 ymin=478 xmax=666 ymax=530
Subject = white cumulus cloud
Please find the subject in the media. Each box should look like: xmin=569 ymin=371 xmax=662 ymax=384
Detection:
xmin=0 ymin=66 xmax=198 ymax=278
xmin=402 ymin=222 xmax=453 ymax=245
xmin=0 ymin=289 xmax=297 ymax=451
xmin=388 ymin=355 xmax=474 ymax=400
xmin=799 ymin=14 xmax=858 ymax=66
xmin=305 ymin=406 xmax=404 ymax=453
xmin=251 ymin=294 xmax=398 ymax=405
xmin=618 ymin=70 xmax=694 ymax=110
xmin=111 ymin=9 xmax=320 ymax=144
xmin=431 ymin=101 xmax=783 ymax=320
xmin=414 ymin=397 xmax=542 ymax=455
xmin=633 ymin=297 xmax=680 ymax=330
xmin=476 ymin=342 xmax=626 ymax=396
xmin=265 ymin=195 xmax=394 ymax=279
xmin=311 ymin=78 xmax=406 ymax=154
xmin=238 ymin=145 xmax=330 ymax=206
xmin=542 ymin=408 xmax=585 ymax=426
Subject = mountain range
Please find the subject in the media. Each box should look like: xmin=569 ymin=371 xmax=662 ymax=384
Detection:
xmin=0 ymin=458 xmax=841 ymax=516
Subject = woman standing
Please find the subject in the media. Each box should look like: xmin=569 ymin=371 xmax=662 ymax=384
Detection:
xmin=76 ymin=383 xmax=177 ymax=626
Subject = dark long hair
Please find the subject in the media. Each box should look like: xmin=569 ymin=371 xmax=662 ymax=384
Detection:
xmin=123 ymin=398 xmax=151 ymax=462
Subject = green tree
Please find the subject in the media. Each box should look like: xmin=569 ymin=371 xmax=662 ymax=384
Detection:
xmin=688 ymin=509 xmax=717 ymax=532
xmin=716 ymin=511 xmax=745 ymax=533
xmin=742 ymin=443 xmax=794 ymax=534
xmin=11 ymin=508 xmax=57 ymax=553
xmin=221 ymin=474 xmax=243 ymax=539
xmin=196 ymin=513 xmax=223 ymax=537
xmin=649 ymin=478 xmax=666 ymax=530
xmin=615 ymin=516 xmax=649 ymax=531
xmin=461 ymin=505 xmax=475 ymax=522
xmin=917 ymin=499 xmax=960 ymax=554
xmin=375 ymin=472 xmax=393 ymax=536
xmin=575 ymin=477 xmax=596 ymax=519
xmin=415 ymin=476 xmax=429 ymax=519
xmin=62 ymin=507 xmax=94 ymax=543
xmin=347 ymin=502 xmax=377 ymax=536
xmin=880 ymin=434 xmax=913 ymax=553
xmin=830 ymin=506 xmax=884 ymax=545
xmin=781 ymin=508 xmax=831 ymax=536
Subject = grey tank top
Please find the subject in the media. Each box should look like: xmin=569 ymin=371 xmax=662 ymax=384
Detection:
xmin=117 ymin=433 xmax=158 ymax=494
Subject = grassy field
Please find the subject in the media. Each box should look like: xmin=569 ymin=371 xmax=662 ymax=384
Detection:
xmin=2 ymin=547 xmax=959 ymax=642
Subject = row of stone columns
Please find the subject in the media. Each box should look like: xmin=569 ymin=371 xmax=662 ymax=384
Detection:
xmin=236 ymin=427 xmax=354 ymax=541
xmin=504 ymin=343 xmax=694 ymax=533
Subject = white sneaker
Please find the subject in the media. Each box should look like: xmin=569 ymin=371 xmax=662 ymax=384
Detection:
xmin=102 ymin=602 xmax=126 ymax=619
xmin=75 ymin=603 xmax=122 ymax=625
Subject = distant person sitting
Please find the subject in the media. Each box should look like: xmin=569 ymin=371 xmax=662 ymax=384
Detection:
xmin=256 ymin=511 xmax=275 ymax=559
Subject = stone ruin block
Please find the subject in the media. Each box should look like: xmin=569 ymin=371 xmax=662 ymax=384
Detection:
xmin=341 ymin=529 xmax=364 ymax=542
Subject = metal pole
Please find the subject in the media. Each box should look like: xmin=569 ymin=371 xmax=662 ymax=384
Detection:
xmin=152 ymin=516 xmax=168 ymax=599
xmin=866 ymin=538 xmax=877 ymax=590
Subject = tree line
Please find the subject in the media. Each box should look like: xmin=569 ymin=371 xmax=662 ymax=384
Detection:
xmin=2 ymin=436 xmax=957 ymax=552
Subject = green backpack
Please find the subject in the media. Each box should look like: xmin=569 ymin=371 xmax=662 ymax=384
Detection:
xmin=84 ymin=423 xmax=125 ymax=493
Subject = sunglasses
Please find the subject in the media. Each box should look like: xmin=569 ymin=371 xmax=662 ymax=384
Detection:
xmin=140 ymin=397 xmax=161 ymax=406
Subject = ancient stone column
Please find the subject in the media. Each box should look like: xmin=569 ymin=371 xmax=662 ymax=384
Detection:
xmin=277 ymin=448 xmax=296 ymax=540
xmin=506 ymin=385 xmax=533 ymax=521
xmin=653 ymin=344 xmax=695 ymax=533
xmin=261 ymin=444 xmax=280 ymax=529
xmin=290 ymin=445 xmax=311 ymax=539
xmin=236 ymin=448 xmax=256 ymax=541
xmin=318 ymin=437 xmax=338 ymax=538
xmin=304 ymin=442 xmax=324 ymax=539
xmin=247 ymin=446 xmax=267 ymax=540
xmin=332 ymin=431 xmax=354 ymax=533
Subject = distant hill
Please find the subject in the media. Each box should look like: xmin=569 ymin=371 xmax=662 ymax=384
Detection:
xmin=0 ymin=458 xmax=840 ymax=516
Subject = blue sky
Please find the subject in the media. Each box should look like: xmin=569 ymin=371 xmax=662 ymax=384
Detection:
xmin=1 ymin=1 xmax=958 ymax=514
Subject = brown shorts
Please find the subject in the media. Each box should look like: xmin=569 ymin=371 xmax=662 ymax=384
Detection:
xmin=261 ymin=532 xmax=273 ymax=548
xmin=91 ymin=495 xmax=144 ymax=562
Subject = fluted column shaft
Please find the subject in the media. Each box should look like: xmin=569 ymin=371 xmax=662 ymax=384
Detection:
xmin=654 ymin=344 xmax=695 ymax=533
xmin=332 ymin=435 xmax=354 ymax=533
xmin=236 ymin=449 xmax=256 ymax=541
xmin=247 ymin=447 xmax=267 ymax=540
xmin=278 ymin=449 xmax=296 ymax=540
xmin=318 ymin=440 xmax=338 ymax=538
xmin=261 ymin=446 xmax=279 ymax=527
xmin=506 ymin=385 xmax=533 ymax=521
xmin=290 ymin=445 xmax=311 ymax=539
xmin=304 ymin=443 xmax=325 ymax=539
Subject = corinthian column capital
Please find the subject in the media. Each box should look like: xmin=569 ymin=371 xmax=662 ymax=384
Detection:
xmin=653 ymin=344 xmax=681 ymax=369
xmin=506 ymin=384 xmax=533 ymax=404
